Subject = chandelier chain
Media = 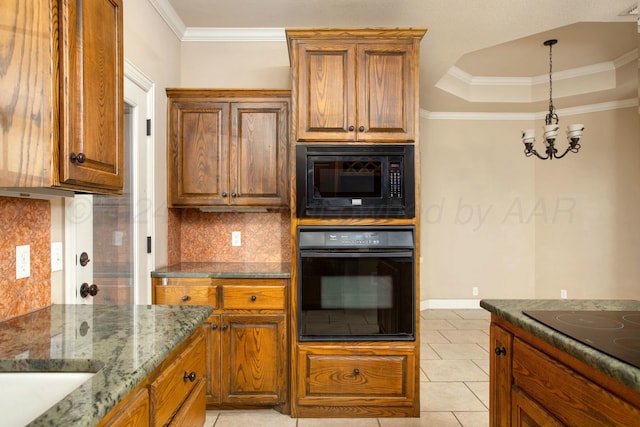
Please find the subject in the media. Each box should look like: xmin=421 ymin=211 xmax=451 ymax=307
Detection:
xmin=548 ymin=41 xmax=554 ymax=113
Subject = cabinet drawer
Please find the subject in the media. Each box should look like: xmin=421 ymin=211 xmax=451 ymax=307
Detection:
xmin=297 ymin=346 xmax=415 ymax=406
xmin=155 ymin=286 xmax=217 ymax=308
xmin=168 ymin=378 xmax=206 ymax=427
xmin=513 ymin=338 xmax=640 ymax=426
xmin=222 ymin=285 xmax=285 ymax=310
xmin=150 ymin=331 xmax=206 ymax=427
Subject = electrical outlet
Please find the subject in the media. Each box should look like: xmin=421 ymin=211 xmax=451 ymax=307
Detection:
xmin=51 ymin=242 xmax=63 ymax=272
xmin=16 ymin=245 xmax=30 ymax=279
xmin=472 ymin=287 xmax=479 ymax=296
xmin=560 ymin=289 xmax=568 ymax=299
xmin=232 ymin=231 xmax=241 ymax=247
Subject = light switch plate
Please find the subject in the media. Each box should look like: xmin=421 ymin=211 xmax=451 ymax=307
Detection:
xmin=51 ymin=242 xmax=63 ymax=272
xmin=16 ymin=245 xmax=30 ymax=279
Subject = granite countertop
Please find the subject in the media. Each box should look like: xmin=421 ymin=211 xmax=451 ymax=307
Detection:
xmin=480 ymin=299 xmax=640 ymax=394
xmin=151 ymin=262 xmax=291 ymax=279
xmin=0 ymin=304 xmax=212 ymax=427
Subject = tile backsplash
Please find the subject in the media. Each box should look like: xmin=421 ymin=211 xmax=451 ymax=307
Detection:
xmin=168 ymin=209 xmax=291 ymax=264
xmin=0 ymin=197 xmax=51 ymax=321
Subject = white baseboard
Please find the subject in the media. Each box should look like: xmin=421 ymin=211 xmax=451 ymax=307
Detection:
xmin=420 ymin=299 xmax=482 ymax=310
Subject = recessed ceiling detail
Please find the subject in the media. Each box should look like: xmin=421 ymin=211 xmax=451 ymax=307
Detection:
xmin=435 ymin=50 xmax=636 ymax=104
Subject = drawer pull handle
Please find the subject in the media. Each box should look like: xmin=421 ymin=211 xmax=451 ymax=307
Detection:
xmin=250 ymin=295 xmax=257 ymax=301
xmin=181 ymin=295 xmax=189 ymax=302
xmin=494 ymin=346 xmax=507 ymax=356
xmin=353 ymin=368 xmax=360 ymax=375
xmin=183 ymin=371 xmax=196 ymax=382
xmin=221 ymin=324 xmax=228 ymax=331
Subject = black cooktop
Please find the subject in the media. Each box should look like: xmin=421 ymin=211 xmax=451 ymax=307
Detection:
xmin=523 ymin=311 xmax=640 ymax=369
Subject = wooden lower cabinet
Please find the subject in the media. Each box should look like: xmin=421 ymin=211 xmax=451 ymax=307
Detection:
xmin=490 ymin=317 xmax=640 ymax=427
xmin=206 ymin=314 xmax=287 ymax=406
xmin=97 ymin=327 xmax=206 ymax=427
xmin=293 ymin=344 xmax=418 ymax=417
xmin=153 ymin=277 xmax=289 ymax=410
xmin=100 ymin=388 xmax=150 ymax=427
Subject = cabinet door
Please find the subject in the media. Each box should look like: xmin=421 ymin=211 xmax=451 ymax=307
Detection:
xmin=204 ymin=317 xmax=222 ymax=404
xmin=101 ymin=388 xmax=149 ymax=427
xmin=168 ymin=101 xmax=230 ymax=206
xmin=230 ymin=101 xmax=289 ymax=207
xmin=59 ymin=0 xmax=124 ymax=192
xmin=295 ymin=41 xmax=357 ymax=141
xmin=511 ymin=386 xmax=563 ymax=427
xmin=490 ymin=323 xmax=513 ymax=427
xmin=220 ymin=314 xmax=286 ymax=405
xmin=357 ymin=41 xmax=416 ymax=142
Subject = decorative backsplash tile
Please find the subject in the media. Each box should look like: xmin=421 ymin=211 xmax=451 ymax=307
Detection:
xmin=0 ymin=197 xmax=51 ymax=321
xmin=169 ymin=209 xmax=291 ymax=264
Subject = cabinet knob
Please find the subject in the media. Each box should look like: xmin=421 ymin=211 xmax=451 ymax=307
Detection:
xmin=353 ymin=368 xmax=360 ymax=375
xmin=348 ymin=125 xmax=355 ymax=131
xmin=250 ymin=295 xmax=257 ymax=301
xmin=88 ymin=284 xmax=99 ymax=296
xmin=221 ymin=192 xmax=227 ymax=197
xmin=494 ymin=346 xmax=507 ymax=356
xmin=358 ymin=126 xmax=365 ymax=132
xmin=183 ymin=371 xmax=196 ymax=382
xmin=221 ymin=324 xmax=228 ymax=331
xmin=231 ymin=192 xmax=237 ymax=198
xmin=181 ymin=295 xmax=189 ymax=302
xmin=70 ymin=152 xmax=86 ymax=164
xmin=211 ymin=324 xmax=218 ymax=330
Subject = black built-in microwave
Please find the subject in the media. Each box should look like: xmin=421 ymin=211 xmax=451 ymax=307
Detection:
xmin=296 ymin=144 xmax=415 ymax=218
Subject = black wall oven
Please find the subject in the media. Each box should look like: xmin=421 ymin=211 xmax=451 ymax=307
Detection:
xmin=297 ymin=226 xmax=415 ymax=341
xmin=296 ymin=144 xmax=415 ymax=218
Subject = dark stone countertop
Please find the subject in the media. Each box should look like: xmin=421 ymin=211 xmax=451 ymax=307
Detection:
xmin=0 ymin=304 xmax=212 ymax=426
xmin=480 ymin=299 xmax=640 ymax=394
xmin=151 ymin=262 xmax=291 ymax=279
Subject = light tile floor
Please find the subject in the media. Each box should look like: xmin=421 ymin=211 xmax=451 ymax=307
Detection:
xmin=205 ymin=309 xmax=490 ymax=427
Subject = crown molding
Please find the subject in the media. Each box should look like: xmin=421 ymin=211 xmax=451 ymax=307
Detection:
xmin=420 ymin=98 xmax=638 ymax=121
xmin=148 ymin=0 xmax=186 ymax=39
xmin=182 ymin=27 xmax=286 ymax=42
xmin=437 ymin=49 xmax=637 ymax=104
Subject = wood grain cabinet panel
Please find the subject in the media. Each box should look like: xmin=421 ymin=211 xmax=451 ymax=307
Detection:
xmin=220 ymin=314 xmax=287 ymax=405
xmin=100 ymin=388 xmax=149 ymax=427
xmin=287 ymin=29 xmax=424 ymax=143
xmin=296 ymin=345 xmax=416 ymax=409
xmin=150 ymin=330 xmax=206 ymax=427
xmin=490 ymin=323 xmax=513 ymax=427
xmin=490 ymin=316 xmax=640 ymax=427
xmin=167 ymin=90 xmax=289 ymax=208
xmin=153 ymin=277 xmax=289 ymax=410
xmin=1 ymin=0 xmax=124 ymax=193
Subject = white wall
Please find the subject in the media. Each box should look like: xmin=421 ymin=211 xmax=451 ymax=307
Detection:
xmin=123 ymin=0 xmax=182 ymax=268
xmin=421 ymin=107 xmax=640 ymax=303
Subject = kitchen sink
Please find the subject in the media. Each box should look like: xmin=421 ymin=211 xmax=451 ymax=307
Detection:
xmin=0 ymin=371 xmax=96 ymax=426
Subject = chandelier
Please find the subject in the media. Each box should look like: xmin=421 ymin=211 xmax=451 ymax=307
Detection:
xmin=521 ymin=39 xmax=584 ymax=160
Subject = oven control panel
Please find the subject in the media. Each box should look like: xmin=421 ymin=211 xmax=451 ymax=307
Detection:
xmin=298 ymin=227 xmax=414 ymax=248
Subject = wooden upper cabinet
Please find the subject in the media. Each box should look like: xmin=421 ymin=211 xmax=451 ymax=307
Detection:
xmin=168 ymin=99 xmax=230 ymax=206
xmin=287 ymin=29 xmax=426 ymax=143
xmin=0 ymin=0 xmax=124 ymax=194
xmin=231 ymin=101 xmax=289 ymax=207
xmin=59 ymin=0 xmax=124 ymax=192
xmin=167 ymin=90 xmax=290 ymax=208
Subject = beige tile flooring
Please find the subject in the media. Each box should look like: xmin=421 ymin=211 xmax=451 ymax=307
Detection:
xmin=205 ymin=309 xmax=490 ymax=427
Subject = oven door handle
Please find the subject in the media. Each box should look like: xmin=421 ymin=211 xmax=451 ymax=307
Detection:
xmin=300 ymin=251 xmax=413 ymax=258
